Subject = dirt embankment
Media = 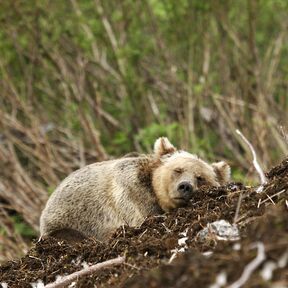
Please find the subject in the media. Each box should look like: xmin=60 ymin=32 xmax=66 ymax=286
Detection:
xmin=0 ymin=159 xmax=287 ymax=287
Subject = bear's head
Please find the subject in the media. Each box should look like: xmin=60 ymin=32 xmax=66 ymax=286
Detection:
xmin=152 ymin=137 xmax=230 ymax=211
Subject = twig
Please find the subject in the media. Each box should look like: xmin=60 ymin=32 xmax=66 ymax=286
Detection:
xmin=228 ymin=242 xmax=266 ymax=288
xmin=265 ymin=193 xmax=275 ymax=205
xmin=123 ymin=262 xmax=141 ymax=271
xmin=161 ymin=223 xmax=172 ymax=233
xmin=236 ymin=129 xmax=267 ymax=185
xmin=44 ymin=256 xmax=125 ymax=288
xmin=138 ymin=229 xmax=148 ymax=239
xmin=168 ymin=251 xmax=178 ymax=264
xmin=233 ymin=192 xmax=243 ymax=224
xmin=259 ymin=189 xmax=286 ymax=206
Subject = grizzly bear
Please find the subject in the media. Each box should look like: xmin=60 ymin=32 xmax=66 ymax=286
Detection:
xmin=40 ymin=137 xmax=230 ymax=241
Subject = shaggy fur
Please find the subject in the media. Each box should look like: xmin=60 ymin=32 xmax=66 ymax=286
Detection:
xmin=40 ymin=137 xmax=230 ymax=241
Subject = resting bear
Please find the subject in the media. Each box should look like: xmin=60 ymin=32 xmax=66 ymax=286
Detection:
xmin=40 ymin=137 xmax=230 ymax=241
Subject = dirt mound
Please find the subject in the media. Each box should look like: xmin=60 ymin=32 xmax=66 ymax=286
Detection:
xmin=0 ymin=160 xmax=287 ymax=287
xmin=125 ymin=204 xmax=288 ymax=288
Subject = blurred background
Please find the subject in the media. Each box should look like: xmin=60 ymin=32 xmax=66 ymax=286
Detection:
xmin=0 ymin=0 xmax=287 ymax=261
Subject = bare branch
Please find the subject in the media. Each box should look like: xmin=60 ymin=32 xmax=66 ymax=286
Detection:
xmin=236 ymin=129 xmax=267 ymax=185
xmin=44 ymin=256 xmax=125 ymax=288
xmin=228 ymin=242 xmax=266 ymax=288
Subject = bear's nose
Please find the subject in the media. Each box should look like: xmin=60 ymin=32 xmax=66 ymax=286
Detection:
xmin=177 ymin=182 xmax=193 ymax=198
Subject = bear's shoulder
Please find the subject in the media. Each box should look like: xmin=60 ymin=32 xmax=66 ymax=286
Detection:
xmin=113 ymin=155 xmax=160 ymax=191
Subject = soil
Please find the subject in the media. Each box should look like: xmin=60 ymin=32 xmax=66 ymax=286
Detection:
xmin=0 ymin=159 xmax=287 ymax=287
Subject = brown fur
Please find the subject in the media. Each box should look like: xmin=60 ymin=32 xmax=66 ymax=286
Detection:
xmin=152 ymin=154 xmax=222 ymax=211
xmin=40 ymin=137 xmax=230 ymax=241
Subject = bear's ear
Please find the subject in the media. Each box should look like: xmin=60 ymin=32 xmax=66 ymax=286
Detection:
xmin=211 ymin=161 xmax=231 ymax=185
xmin=154 ymin=137 xmax=177 ymax=158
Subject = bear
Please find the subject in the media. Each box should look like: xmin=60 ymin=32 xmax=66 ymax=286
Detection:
xmin=40 ymin=137 xmax=230 ymax=241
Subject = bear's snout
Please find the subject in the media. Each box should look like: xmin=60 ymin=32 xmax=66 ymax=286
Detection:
xmin=177 ymin=181 xmax=193 ymax=199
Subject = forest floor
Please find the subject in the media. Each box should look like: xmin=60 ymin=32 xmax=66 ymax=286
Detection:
xmin=0 ymin=159 xmax=287 ymax=287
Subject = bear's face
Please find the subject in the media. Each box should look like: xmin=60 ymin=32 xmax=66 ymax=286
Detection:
xmin=152 ymin=137 xmax=230 ymax=211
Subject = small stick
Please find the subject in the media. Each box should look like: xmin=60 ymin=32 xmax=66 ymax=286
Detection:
xmin=260 ymin=189 xmax=286 ymax=206
xmin=233 ymin=192 xmax=243 ymax=224
xmin=44 ymin=256 xmax=125 ymax=288
xmin=168 ymin=251 xmax=178 ymax=264
xmin=236 ymin=129 xmax=267 ymax=185
xmin=265 ymin=194 xmax=275 ymax=205
xmin=228 ymin=242 xmax=266 ymax=288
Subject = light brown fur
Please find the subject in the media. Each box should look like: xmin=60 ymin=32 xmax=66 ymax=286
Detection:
xmin=40 ymin=137 xmax=230 ymax=241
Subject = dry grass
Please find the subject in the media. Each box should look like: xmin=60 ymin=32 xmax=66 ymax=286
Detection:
xmin=0 ymin=0 xmax=287 ymax=261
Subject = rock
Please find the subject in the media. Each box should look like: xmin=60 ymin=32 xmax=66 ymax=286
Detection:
xmin=197 ymin=220 xmax=240 ymax=242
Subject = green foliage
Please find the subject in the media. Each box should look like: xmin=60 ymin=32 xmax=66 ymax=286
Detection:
xmin=47 ymin=186 xmax=56 ymax=196
xmin=11 ymin=215 xmax=36 ymax=238
xmin=136 ymin=123 xmax=184 ymax=152
xmin=0 ymin=227 xmax=6 ymax=236
xmin=231 ymin=168 xmax=257 ymax=186
xmin=0 ymin=0 xmax=287 ymax=171
xmin=108 ymin=130 xmax=134 ymax=155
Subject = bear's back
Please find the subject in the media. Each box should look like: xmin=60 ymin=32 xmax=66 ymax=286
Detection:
xmin=40 ymin=156 xmax=161 ymax=240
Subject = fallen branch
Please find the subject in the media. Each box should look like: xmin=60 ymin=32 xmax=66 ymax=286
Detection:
xmin=228 ymin=242 xmax=266 ymax=288
xmin=236 ymin=129 xmax=267 ymax=187
xmin=44 ymin=256 xmax=125 ymax=288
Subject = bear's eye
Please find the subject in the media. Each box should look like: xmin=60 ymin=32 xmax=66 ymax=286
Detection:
xmin=196 ymin=176 xmax=206 ymax=186
xmin=174 ymin=168 xmax=184 ymax=174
